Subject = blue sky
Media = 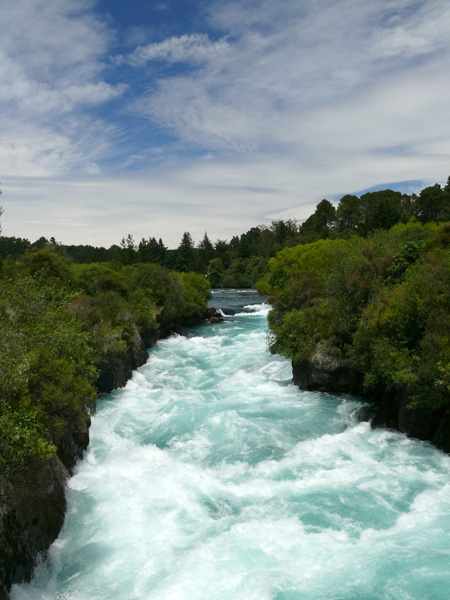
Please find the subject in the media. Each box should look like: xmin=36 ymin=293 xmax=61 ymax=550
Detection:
xmin=1 ymin=0 xmax=450 ymax=248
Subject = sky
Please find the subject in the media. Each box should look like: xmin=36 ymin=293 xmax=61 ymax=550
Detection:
xmin=1 ymin=0 xmax=450 ymax=248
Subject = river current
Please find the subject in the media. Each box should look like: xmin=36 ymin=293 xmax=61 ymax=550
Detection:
xmin=11 ymin=290 xmax=450 ymax=600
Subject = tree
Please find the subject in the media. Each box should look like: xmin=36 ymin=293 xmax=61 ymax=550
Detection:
xmin=214 ymin=239 xmax=229 ymax=257
xmin=197 ymin=233 xmax=215 ymax=268
xmin=300 ymin=199 xmax=336 ymax=237
xmin=336 ymin=195 xmax=362 ymax=231
xmin=417 ymin=184 xmax=445 ymax=223
xmin=237 ymin=234 xmax=252 ymax=258
xmin=120 ymin=234 xmax=137 ymax=265
xmin=207 ymin=258 xmax=225 ymax=287
xmin=175 ymin=232 xmax=195 ymax=272
xmin=359 ymin=190 xmax=403 ymax=232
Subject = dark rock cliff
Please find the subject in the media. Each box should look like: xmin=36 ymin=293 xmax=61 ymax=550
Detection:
xmin=0 ymin=457 xmax=69 ymax=596
xmin=292 ymin=341 xmax=363 ymax=395
xmin=292 ymin=340 xmax=450 ymax=454
xmin=96 ymin=324 xmax=150 ymax=394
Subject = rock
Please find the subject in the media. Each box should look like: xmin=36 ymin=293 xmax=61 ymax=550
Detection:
xmin=0 ymin=456 xmax=69 ymax=592
xmin=0 ymin=581 xmax=10 ymax=600
xmin=57 ymin=412 xmax=91 ymax=474
xmin=291 ymin=341 xmax=450 ymax=454
xmin=431 ymin=409 xmax=450 ymax=453
xmin=205 ymin=307 xmax=224 ymax=323
xmin=96 ymin=325 xmax=149 ymax=394
xmin=292 ymin=341 xmax=363 ymax=394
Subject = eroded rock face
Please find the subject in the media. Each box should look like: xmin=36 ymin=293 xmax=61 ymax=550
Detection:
xmin=205 ymin=308 xmax=225 ymax=323
xmin=0 ymin=383 xmax=93 ymax=594
xmin=0 ymin=580 xmax=10 ymax=600
xmin=292 ymin=341 xmax=363 ymax=394
xmin=0 ymin=456 xmax=69 ymax=593
xmin=0 ymin=407 xmax=93 ymax=595
xmin=57 ymin=412 xmax=91 ymax=473
xmin=96 ymin=325 xmax=149 ymax=394
xmin=292 ymin=341 xmax=450 ymax=454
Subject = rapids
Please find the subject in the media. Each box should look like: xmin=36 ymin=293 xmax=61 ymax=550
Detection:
xmin=11 ymin=290 xmax=450 ymax=600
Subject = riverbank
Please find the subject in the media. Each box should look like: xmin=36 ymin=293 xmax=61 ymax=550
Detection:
xmin=291 ymin=341 xmax=450 ymax=454
xmin=0 ymin=306 xmax=222 ymax=598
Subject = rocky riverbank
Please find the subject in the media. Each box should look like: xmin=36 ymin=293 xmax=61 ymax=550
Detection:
xmin=292 ymin=340 xmax=450 ymax=454
xmin=0 ymin=308 xmax=220 ymax=598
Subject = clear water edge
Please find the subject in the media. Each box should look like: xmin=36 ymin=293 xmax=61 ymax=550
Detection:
xmin=11 ymin=289 xmax=450 ymax=600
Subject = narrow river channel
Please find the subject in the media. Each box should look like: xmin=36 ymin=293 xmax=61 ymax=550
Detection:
xmin=11 ymin=290 xmax=450 ymax=600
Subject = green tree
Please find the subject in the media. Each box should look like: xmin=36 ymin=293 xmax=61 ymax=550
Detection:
xmin=417 ymin=183 xmax=445 ymax=223
xmin=207 ymin=258 xmax=225 ymax=287
xmin=198 ymin=233 xmax=215 ymax=268
xmin=300 ymin=199 xmax=336 ymax=238
xmin=175 ymin=232 xmax=196 ymax=272
xmin=336 ymin=194 xmax=362 ymax=231
xmin=359 ymin=190 xmax=404 ymax=233
xmin=120 ymin=234 xmax=137 ymax=265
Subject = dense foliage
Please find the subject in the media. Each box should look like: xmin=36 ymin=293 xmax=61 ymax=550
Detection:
xmin=0 ymin=250 xmax=210 ymax=479
xmin=261 ymin=219 xmax=450 ymax=410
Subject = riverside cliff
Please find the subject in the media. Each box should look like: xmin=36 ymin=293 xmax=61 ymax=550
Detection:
xmin=291 ymin=341 xmax=450 ymax=454
xmin=259 ymin=221 xmax=450 ymax=457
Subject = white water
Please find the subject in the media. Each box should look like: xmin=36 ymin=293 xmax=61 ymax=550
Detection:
xmin=11 ymin=290 xmax=450 ymax=600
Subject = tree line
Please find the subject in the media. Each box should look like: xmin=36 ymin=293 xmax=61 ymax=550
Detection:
xmin=1 ymin=178 xmax=449 ymax=288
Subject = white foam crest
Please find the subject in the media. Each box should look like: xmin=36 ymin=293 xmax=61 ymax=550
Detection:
xmin=234 ymin=304 xmax=271 ymax=317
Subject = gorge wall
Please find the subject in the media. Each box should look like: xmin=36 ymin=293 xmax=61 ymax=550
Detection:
xmin=292 ymin=341 xmax=450 ymax=454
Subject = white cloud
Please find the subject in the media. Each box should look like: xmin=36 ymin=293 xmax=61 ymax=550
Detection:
xmin=0 ymin=0 xmax=125 ymax=176
xmin=121 ymin=33 xmax=230 ymax=66
xmin=371 ymin=26 xmax=433 ymax=58
xmin=132 ymin=0 xmax=450 ymax=181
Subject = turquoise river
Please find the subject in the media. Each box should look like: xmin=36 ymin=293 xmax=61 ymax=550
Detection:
xmin=11 ymin=290 xmax=450 ymax=600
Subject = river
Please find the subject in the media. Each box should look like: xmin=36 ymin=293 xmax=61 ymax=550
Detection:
xmin=11 ymin=289 xmax=450 ymax=599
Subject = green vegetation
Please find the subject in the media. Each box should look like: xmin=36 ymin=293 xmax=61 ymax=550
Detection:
xmin=0 ymin=248 xmax=210 ymax=480
xmin=261 ymin=218 xmax=450 ymax=411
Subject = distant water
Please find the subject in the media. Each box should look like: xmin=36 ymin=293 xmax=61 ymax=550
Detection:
xmin=12 ymin=290 xmax=450 ymax=599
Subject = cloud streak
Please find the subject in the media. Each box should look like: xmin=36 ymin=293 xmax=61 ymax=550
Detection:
xmin=120 ymin=33 xmax=230 ymax=66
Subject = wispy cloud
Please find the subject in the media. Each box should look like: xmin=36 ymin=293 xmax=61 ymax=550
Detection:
xmin=119 ymin=33 xmax=230 ymax=66
xmin=371 ymin=26 xmax=433 ymax=58
xmin=133 ymin=0 xmax=450 ymax=157
xmin=0 ymin=0 xmax=124 ymax=176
